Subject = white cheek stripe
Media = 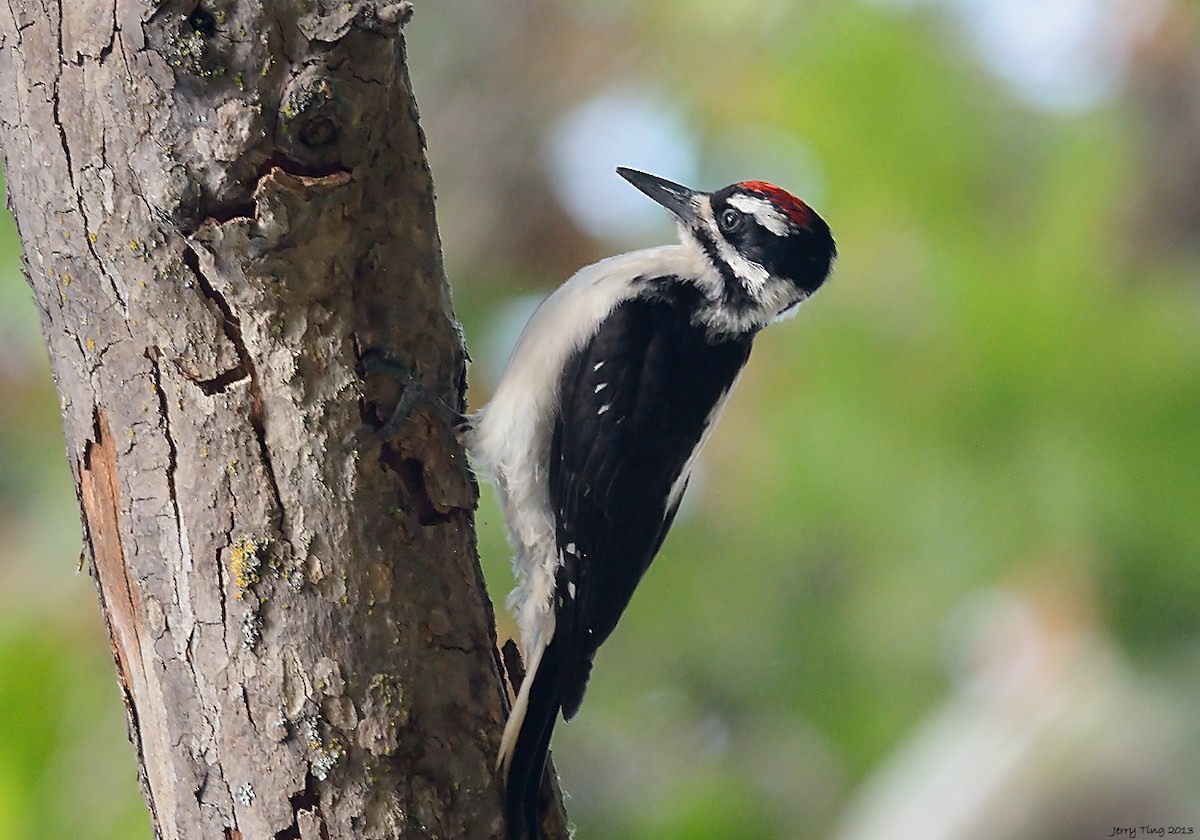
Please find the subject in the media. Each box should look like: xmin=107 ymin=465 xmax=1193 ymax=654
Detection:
xmin=728 ymin=194 xmax=790 ymax=236
xmin=694 ymin=195 xmax=772 ymax=292
xmin=704 ymin=217 xmax=770 ymax=292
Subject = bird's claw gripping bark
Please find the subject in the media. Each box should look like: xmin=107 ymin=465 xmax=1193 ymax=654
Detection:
xmin=359 ymin=347 xmax=469 ymax=444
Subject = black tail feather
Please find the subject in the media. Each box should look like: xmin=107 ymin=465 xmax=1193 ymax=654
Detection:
xmin=505 ymin=641 xmax=562 ymax=840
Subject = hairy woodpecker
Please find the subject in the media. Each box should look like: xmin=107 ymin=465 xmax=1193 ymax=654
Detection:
xmin=469 ymin=168 xmax=836 ymax=839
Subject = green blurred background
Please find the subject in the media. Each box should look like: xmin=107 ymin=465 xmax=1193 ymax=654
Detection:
xmin=2 ymin=1 xmax=1199 ymax=837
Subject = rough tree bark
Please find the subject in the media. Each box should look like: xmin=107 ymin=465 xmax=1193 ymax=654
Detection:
xmin=0 ymin=1 xmax=565 ymax=837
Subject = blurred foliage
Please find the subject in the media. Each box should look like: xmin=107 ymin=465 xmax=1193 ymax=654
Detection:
xmin=2 ymin=1 xmax=1198 ymax=838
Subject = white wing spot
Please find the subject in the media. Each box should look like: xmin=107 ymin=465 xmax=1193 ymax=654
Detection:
xmin=565 ymin=542 xmax=577 ymax=556
xmin=567 ymin=581 xmax=576 ymax=598
xmin=594 ymin=382 xmax=608 ymax=393
xmin=598 ymin=404 xmax=611 ymax=415
xmin=592 ymin=361 xmax=605 ymax=371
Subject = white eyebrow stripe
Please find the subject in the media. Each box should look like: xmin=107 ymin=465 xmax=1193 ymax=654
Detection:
xmin=728 ymin=194 xmax=791 ymax=236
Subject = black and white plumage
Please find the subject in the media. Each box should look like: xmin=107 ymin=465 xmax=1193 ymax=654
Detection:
xmin=469 ymin=168 xmax=836 ymax=839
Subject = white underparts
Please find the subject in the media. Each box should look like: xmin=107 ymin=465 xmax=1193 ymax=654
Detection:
xmin=667 ymin=371 xmax=743 ymax=511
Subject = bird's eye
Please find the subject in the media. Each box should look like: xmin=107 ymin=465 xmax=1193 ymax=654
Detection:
xmin=719 ymin=208 xmax=744 ymax=233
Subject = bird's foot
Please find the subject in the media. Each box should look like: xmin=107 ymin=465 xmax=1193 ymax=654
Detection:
xmin=362 ymin=347 xmax=468 ymax=436
xmin=353 ymin=348 xmax=469 ymax=452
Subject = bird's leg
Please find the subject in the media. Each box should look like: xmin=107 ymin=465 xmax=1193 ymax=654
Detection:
xmin=359 ymin=347 xmax=469 ymax=445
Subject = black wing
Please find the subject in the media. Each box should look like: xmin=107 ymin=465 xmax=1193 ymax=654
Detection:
xmin=550 ymin=289 xmax=753 ymax=718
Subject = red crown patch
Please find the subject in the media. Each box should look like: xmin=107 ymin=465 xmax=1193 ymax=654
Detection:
xmin=737 ymin=181 xmax=812 ymax=228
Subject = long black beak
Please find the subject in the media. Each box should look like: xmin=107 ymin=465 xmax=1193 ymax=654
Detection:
xmin=616 ymin=167 xmax=702 ymax=225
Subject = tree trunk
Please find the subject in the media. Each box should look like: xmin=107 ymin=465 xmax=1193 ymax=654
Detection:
xmin=0 ymin=1 xmax=564 ymax=837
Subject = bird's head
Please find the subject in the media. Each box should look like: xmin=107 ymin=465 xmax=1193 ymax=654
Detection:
xmin=617 ymin=167 xmax=836 ymax=332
